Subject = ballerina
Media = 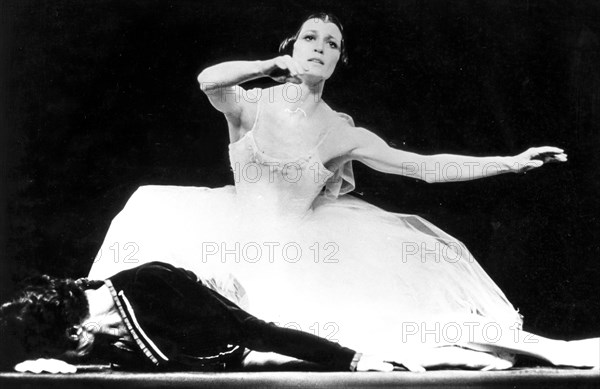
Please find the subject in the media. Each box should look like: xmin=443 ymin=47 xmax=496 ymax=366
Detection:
xmin=88 ymin=13 xmax=598 ymax=370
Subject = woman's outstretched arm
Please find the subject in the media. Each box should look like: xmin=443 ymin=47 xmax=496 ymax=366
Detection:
xmin=346 ymin=127 xmax=567 ymax=183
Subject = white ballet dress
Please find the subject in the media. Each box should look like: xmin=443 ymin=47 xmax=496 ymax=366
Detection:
xmin=88 ymin=89 xmax=523 ymax=357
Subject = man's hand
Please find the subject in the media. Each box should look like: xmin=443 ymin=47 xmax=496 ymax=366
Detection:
xmin=355 ymin=354 xmax=394 ymax=372
xmin=14 ymin=358 xmax=77 ymax=374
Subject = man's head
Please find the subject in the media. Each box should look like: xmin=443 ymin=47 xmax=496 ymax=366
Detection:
xmin=0 ymin=275 xmax=89 ymax=368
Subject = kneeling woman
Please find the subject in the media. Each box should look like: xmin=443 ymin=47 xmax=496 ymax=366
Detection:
xmin=0 ymin=262 xmax=392 ymax=373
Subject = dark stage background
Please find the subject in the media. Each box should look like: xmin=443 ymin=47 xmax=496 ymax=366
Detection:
xmin=1 ymin=0 xmax=599 ymax=340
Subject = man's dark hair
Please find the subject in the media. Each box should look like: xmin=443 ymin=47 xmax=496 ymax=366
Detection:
xmin=0 ymin=275 xmax=89 ymax=369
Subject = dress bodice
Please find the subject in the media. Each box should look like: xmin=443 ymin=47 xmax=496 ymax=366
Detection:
xmin=228 ymin=112 xmax=335 ymax=221
xmin=227 ymin=88 xmax=358 ymax=222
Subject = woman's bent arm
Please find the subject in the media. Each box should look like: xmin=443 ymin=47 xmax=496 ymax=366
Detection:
xmin=198 ymin=61 xmax=265 ymax=92
xmin=197 ymin=61 xmax=266 ymax=115
xmin=197 ymin=56 xmax=308 ymax=116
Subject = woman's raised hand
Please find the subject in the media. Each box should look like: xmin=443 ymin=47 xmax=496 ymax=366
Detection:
xmin=511 ymin=146 xmax=568 ymax=173
xmin=261 ymin=55 xmax=308 ymax=84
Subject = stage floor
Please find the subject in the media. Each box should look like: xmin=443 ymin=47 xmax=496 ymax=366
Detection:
xmin=1 ymin=367 xmax=598 ymax=389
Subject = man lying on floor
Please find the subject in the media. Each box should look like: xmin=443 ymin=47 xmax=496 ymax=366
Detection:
xmin=0 ymin=261 xmax=404 ymax=373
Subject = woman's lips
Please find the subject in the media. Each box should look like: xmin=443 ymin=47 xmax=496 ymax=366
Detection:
xmin=308 ymin=58 xmax=324 ymax=65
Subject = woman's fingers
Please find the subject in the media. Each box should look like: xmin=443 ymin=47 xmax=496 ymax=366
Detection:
xmin=269 ymin=55 xmax=307 ymax=83
xmin=282 ymin=57 xmax=298 ymax=77
xmin=535 ymin=146 xmax=564 ymax=154
xmin=513 ymin=146 xmax=568 ymax=173
xmin=544 ymin=152 xmax=568 ymax=163
xmin=285 ymin=55 xmax=308 ymax=74
xmin=528 ymin=146 xmax=567 ymax=160
xmin=286 ymin=58 xmax=307 ymax=79
xmin=286 ymin=59 xmax=308 ymax=83
xmin=286 ymin=58 xmax=300 ymax=76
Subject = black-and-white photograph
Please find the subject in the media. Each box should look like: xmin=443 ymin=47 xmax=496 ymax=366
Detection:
xmin=1 ymin=0 xmax=599 ymax=387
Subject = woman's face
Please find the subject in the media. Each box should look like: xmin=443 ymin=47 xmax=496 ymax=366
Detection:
xmin=292 ymin=18 xmax=343 ymax=82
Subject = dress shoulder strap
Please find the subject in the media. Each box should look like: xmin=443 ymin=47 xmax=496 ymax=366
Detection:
xmin=248 ymin=88 xmax=262 ymax=133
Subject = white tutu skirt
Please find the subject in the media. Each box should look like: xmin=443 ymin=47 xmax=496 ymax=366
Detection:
xmin=89 ymin=185 xmax=523 ymax=355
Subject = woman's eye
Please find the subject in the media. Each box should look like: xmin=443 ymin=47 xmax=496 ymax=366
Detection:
xmin=303 ymin=35 xmax=314 ymax=41
xmin=329 ymin=42 xmax=338 ymax=49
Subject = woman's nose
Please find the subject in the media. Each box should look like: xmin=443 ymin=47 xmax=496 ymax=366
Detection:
xmin=313 ymin=40 xmax=324 ymax=53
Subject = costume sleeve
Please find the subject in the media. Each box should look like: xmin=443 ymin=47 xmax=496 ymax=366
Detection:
xmin=239 ymin=316 xmax=358 ymax=371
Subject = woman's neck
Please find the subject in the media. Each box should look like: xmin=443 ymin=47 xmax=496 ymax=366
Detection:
xmin=302 ymin=78 xmax=325 ymax=101
xmin=283 ymin=80 xmax=325 ymax=116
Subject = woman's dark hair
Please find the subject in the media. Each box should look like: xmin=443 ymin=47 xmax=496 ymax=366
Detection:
xmin=0 ymin=275 xmax=89 ymax=366
xmin=279 ymin=12 xmax=349 ymax=66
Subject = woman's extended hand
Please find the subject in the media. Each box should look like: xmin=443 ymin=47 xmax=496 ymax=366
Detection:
xmin=511 ymin=146 xmax=567 ymax=173
xmin=14 ymin=358 xmax=77 ymax=374
xmin=260 ymin=56 xmax=308 ymax=84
